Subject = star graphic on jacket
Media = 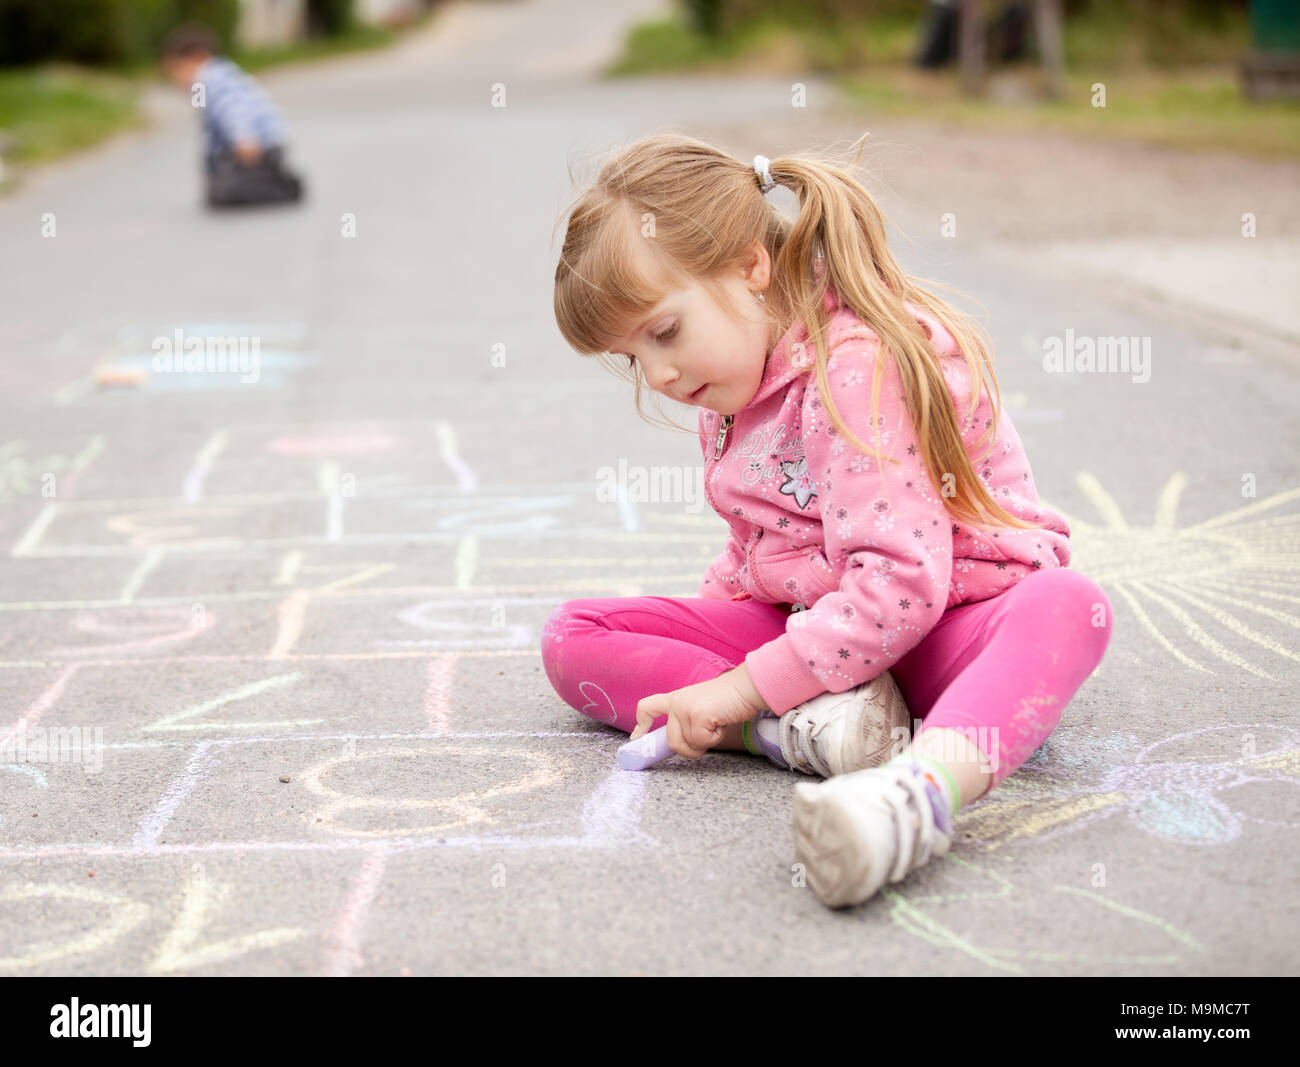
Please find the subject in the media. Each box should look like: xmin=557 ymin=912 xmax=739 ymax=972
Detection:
xmin=778 ymin=456 xmax=817 ymax=510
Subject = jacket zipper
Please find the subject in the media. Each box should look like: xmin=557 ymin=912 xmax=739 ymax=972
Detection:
xmin=712 ymin=413 xmax=733 ymax=460
xmin=704 ymin=412 xmax=752 ymax=601
xmin=704 ymin=413 xmax=732 ymax=517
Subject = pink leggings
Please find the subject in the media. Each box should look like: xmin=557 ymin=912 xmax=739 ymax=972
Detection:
xmin=540 ymin=567 xmax=1113 ymax=797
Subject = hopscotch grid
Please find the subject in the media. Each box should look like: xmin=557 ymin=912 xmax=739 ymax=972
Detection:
xmin=0 ymin=576 xmax=706 ymax=628
xmin=6 ymin=731 xmax=648 ymax=861
xmin=0 ymin=427 xmax=688 ymax=973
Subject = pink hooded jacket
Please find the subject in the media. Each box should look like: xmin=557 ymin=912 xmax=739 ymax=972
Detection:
xmin=696 ymin=283 xmax=1072 ymax=715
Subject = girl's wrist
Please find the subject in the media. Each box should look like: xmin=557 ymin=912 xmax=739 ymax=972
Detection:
xmin=723 ymin=663 xmax=768 ymax=714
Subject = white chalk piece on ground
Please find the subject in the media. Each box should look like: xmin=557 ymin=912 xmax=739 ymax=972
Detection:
xmin=617 ymin=725 xmax=674 ymax=771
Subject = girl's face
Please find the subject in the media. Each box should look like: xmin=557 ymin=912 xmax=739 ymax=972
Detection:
xmin=606 ymin=242 xmax=777 ymax=417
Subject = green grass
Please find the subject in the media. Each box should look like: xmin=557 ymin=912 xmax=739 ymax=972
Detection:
xmin=0 ymin=63 xmax=143 ymax=165
xmin=607 ymin=6 xmax=1298 ymax=160
xmin=839 ymin=67 xmax=1300 ymax=160
xmin=609 ymin=13 xmax=918 ymax=76
xmin=228 ymin=21 xmax=399 ymax=74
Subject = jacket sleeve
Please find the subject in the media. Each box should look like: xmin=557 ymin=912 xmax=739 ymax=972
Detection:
xmin=743 ymin=332 xmax=954 ymax=714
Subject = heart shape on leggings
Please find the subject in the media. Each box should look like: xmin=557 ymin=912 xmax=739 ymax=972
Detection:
xmin=577 ymin=680 xmax=620 ymax=725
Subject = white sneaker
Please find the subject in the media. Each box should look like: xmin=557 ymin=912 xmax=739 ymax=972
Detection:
xmin=776 ymin=670 xmax=913 ymax=778
xmin=792 ymin=759 xmax=954 ymax=908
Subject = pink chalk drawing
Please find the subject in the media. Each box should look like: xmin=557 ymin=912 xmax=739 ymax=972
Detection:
xmin=51 ymin=607 xmax=214 ymax=658
xmin=268 ymin=432 xmax=397 ymax=457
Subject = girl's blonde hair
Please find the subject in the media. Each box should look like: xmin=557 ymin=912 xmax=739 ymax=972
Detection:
xmin=552 ymin=130 xmax=1044 ymax=533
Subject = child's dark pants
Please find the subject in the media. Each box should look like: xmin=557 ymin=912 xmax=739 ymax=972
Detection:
xmin=205 ymin=146 xmax=303 ymax=207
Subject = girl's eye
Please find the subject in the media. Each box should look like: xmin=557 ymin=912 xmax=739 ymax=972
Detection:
xmin=655 ymin=324 xmax=678 ymax=343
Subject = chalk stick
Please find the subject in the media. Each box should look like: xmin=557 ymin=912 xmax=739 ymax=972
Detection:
xmin=616 ymin=725 xmax=673 ymax=771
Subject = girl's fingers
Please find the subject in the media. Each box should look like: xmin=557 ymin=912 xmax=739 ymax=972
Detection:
xmin=630 ymin=698 xmax=653 ymax=740
xmin=631 ymin=694 xmax=666 ymax=741
xmin=667 ymin=711 xmax=706 ymax=760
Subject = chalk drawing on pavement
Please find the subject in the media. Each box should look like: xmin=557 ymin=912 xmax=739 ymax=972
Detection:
xmin=882 ymin=852 xmax=1207 ymax=973
xmin=955 ymin=723 xmax=1300 ymax=850
xmin=1060 ymin=472 xmax=1300 ymax=680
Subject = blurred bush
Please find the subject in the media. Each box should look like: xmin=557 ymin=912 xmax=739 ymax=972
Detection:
xmin=307 ymin=0 xmax=357 ymax=36
xmin=679 ymin=0 xmax=1254 ymax=68
xmin=682 ymin=0 xmax=915 ymax=37
xmin=0 ymin=0 xmax=369 ymax=66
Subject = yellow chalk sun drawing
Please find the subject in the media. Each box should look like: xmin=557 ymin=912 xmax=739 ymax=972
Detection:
xmin=1053 ymin=472 xmax=1300 ymax=681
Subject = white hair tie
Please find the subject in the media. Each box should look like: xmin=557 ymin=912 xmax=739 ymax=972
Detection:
xmin=753 ymin=154 xmax=777 ymax=194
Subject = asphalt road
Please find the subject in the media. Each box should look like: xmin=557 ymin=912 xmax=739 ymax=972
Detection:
xmin=0 ymin=0 xmax=1297 ymax=975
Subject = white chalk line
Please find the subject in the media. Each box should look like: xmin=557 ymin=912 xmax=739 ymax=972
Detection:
xmin=0 ymin=649 xmax=544 ymax=669
xmin=434 ymin=420 xmax=478 ymax=492
xmin=580 ymin=766 xmax=655 ymax=847
xmin=319 ymin=461 xmax=344 ymax=542
xmin=1 ymin=664 xmax=79 ymax=749
xmin=6 ymin=486 xmax=614 ymax=513
xmin=132 ymin=742 xmax=219 ymax=848
xmin=10 ymin=731 xmax=648 ymax=860
xmin=119 ymin=547 xmax=164 ymax=603
xmin=4 ymin=729 xmax=608 ymax=755
xmin=0 ymin=575 xmax=700 ymax=614
xmin=11 ymin=503 xmax=59 ymax=558
xmin=454 ymin=535 xmax=478 ymax=588
xmin=274 ymin=549 xmax=303 ymax=585
xmin=615 ymin=482 xmax=638 ymax=532
xmin=13 ymin=533 xmax=716 ymax=558
xmin=182 ymin=431 xmax=228 ymax=503
xmin=424 ymin=656 xmax=458 ymax=734
xmin=0 ymin=832 xmax=657 ymax=861
xmin=143 ymin=672 xmax=312 ymax=732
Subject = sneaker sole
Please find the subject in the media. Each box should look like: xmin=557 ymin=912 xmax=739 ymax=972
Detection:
xmin=793 ymin=779 xmax=882 ymax=908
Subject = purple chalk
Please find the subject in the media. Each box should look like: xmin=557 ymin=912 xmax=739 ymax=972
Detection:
xmin=617 ymin=725 xmax=674 ymax=770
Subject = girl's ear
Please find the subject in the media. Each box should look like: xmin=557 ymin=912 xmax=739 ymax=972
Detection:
xmin=742 ymin=239 xmax=771 ymax=291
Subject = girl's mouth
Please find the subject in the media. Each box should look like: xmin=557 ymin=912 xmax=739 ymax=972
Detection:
xmin=690 ymin=384 xmax=708 ymax=401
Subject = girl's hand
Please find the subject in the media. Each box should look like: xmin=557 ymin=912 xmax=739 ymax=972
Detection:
xmin=629 ymin=667 xmax=768 ymax=759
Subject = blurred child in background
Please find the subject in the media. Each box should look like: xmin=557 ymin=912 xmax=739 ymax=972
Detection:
xmin=160 ymin=23 xmax=305 ymax=208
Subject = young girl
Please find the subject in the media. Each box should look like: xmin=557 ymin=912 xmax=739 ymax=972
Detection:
xmin=543 ymin=132 xmax=1113 ymax=909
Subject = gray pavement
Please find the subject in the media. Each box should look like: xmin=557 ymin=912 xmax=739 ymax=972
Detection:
xmin=0 ymin=0 xmax=1297 ymax=976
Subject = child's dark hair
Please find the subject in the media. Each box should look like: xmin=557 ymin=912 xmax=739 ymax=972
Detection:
xmin=160 ymin=23 xmax=220 ymax=61
xmin=552 ymin=131 xmax=1044 ymax=534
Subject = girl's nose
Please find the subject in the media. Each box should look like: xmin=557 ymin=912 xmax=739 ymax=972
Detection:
xmin=650 ymin=364 xmax=680 ymax=394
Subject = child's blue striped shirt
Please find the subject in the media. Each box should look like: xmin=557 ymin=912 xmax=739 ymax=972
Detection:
xmin=193 ymin=56 xmax=289 ymax=164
